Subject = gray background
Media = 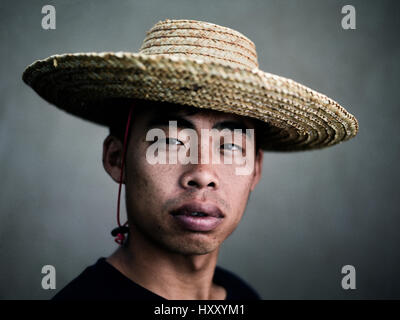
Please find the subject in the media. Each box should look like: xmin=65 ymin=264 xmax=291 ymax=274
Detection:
xmin=1 ymin=0 xmax=399 ymax=299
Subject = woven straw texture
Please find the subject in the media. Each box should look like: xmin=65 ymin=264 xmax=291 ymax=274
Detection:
xmin=22 ymin=19 xmax=358 ymax=151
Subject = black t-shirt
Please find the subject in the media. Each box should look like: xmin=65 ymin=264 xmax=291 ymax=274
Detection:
xmin=52 ymin=258 xmax=260 ymax=300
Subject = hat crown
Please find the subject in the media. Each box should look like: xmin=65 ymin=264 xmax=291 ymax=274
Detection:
xmin=139 ymin=19 xmax=259 ymax=70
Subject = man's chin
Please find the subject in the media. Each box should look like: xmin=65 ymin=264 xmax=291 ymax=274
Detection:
xmin=162 ymin=235 xmax=221 ymax=256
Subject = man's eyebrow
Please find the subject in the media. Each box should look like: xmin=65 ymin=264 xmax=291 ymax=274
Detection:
xmin=145 ymin=114 xmax=195 ymax=130
xmin=213 ymin=120 xmax=253 ymax=138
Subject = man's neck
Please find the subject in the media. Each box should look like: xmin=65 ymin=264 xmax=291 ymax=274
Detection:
xmin=106 ymin=230 xmax=226 ymax=300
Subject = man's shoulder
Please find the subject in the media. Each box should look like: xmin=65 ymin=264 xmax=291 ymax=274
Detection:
xmin=52 ymin=257 xmax=162 ymax=300
xmin=214 ymin=266 xmax=261 ymax=300
xmin=52 ymin=258 xmax=111 ymax=300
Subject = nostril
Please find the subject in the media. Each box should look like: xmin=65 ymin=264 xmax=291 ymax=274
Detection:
xmin=188 ymin=180 xmax=197 ymax=187
xmin=184 ymin=179 xmax=218 ymax=189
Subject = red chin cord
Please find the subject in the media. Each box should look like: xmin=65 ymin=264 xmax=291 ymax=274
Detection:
xmin=111 ymin=104 xmax=134 ymax=245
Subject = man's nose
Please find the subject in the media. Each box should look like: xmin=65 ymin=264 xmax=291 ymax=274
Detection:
xmin=179 ymin=129 xmax=221 ymax=190
xmin=180 ymin=163 xmax=220 ymax=190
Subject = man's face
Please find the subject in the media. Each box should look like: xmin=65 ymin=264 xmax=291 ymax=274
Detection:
xmin=104 ymin=103 xmax=263 ymax=255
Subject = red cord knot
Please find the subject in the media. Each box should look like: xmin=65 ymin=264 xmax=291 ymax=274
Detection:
xmin=111 ymin=226 xmax=129 ymax=246
xmin=114 ymin=233 xmax=125 ymax=245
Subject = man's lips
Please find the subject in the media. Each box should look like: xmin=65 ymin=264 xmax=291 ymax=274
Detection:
xmin=170 ymin=202 xmax=224 ymax=218
xmin=170 ymin=202 xmax=224 ymax=231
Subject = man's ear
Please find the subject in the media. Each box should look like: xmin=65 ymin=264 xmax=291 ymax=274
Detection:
xmin=250 ymin=148 xmax=263 ymax=191
xmin=102 ymin=134 xmax=125 ymax=184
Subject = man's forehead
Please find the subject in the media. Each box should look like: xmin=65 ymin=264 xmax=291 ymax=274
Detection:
xmin=141 ymin=102 xmax=255 ymax=127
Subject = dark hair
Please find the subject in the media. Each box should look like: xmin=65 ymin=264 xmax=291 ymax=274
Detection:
xmin=106 ymin=98 xmax=139 ymax=143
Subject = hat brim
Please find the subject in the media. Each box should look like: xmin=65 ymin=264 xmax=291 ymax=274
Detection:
xmin=22 ymin=52 xmax=358 ymax=151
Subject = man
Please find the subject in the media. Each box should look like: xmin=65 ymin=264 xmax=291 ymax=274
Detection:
xmin=22 ymin=19 xmax=358 ymax=300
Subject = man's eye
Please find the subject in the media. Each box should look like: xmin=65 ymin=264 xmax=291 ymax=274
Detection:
xmin=221 ymin=143 xmax=242 ymax=151
xmin=165 ymin=137 xmax=184 ymax=145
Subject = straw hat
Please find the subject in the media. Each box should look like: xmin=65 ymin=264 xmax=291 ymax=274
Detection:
xmin=22 ymin=19 xmax=358 ymax=151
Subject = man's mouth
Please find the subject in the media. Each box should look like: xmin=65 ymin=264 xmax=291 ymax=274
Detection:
xmin=185 ymin=212 xmax=208 ymax=217
xmin=170 ymin=202 xmax=224 ymax=232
